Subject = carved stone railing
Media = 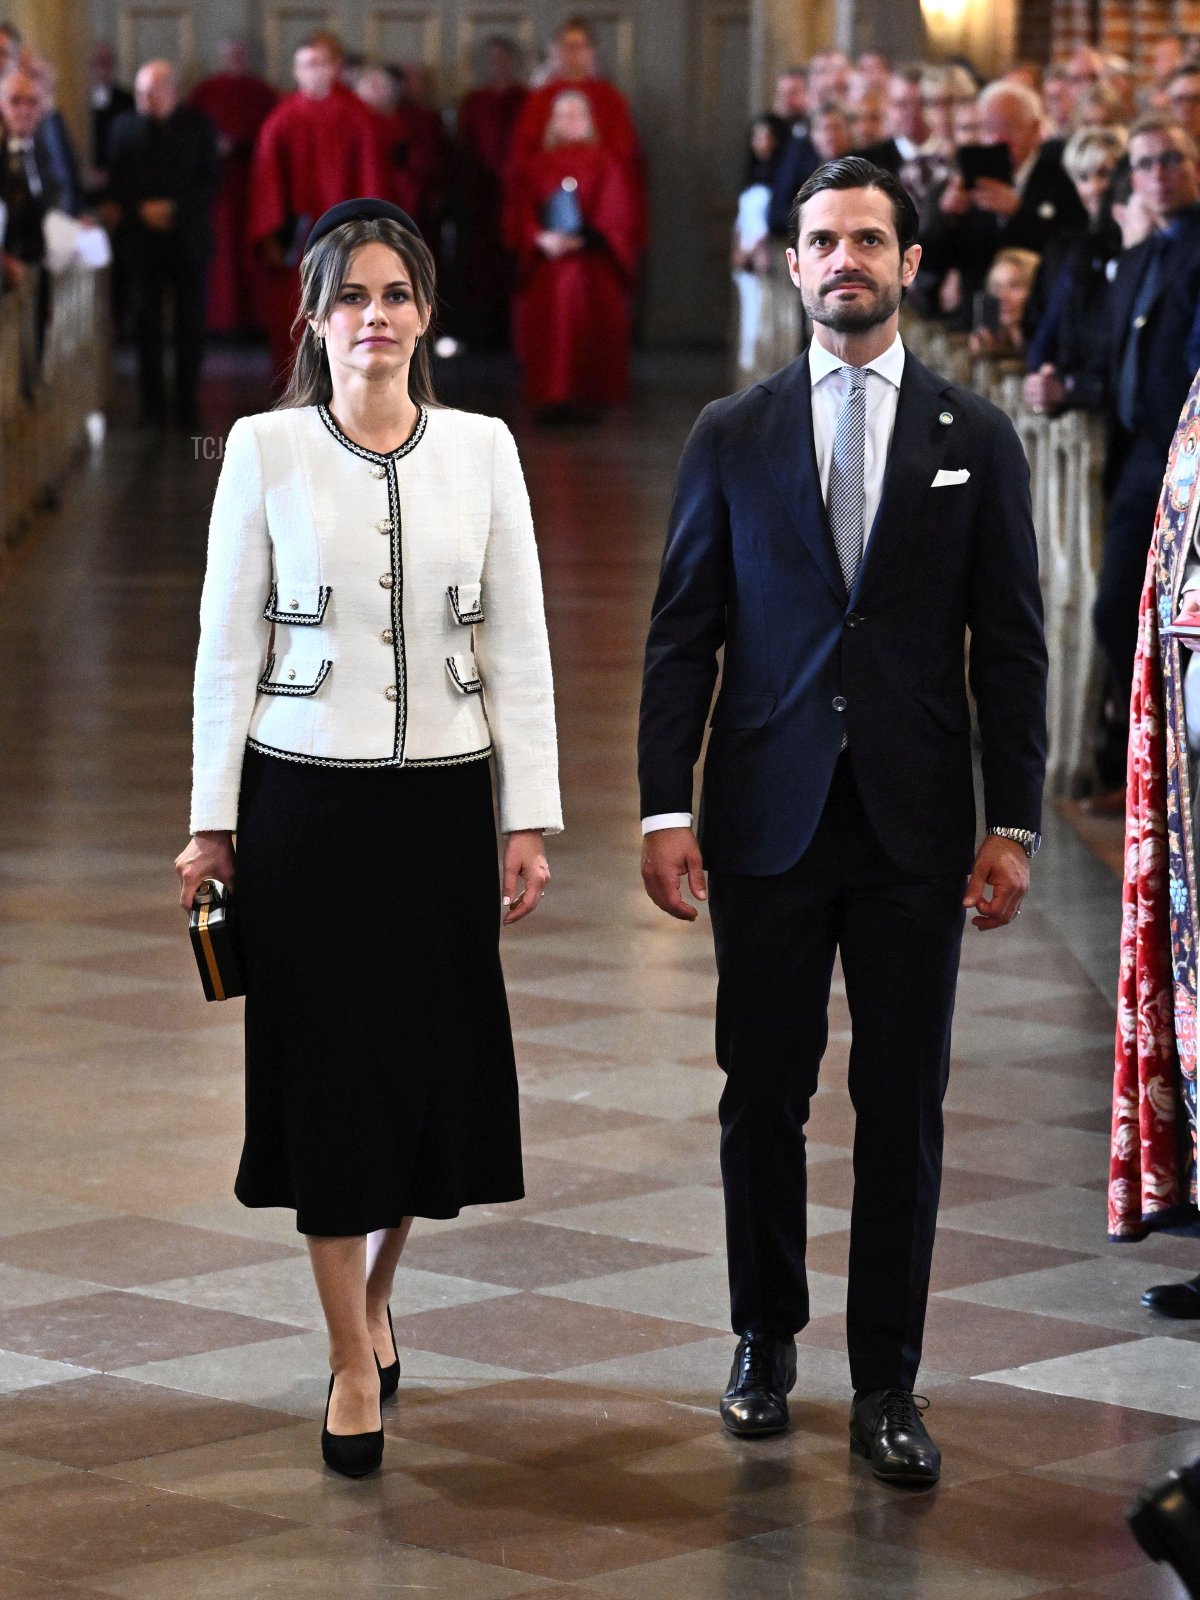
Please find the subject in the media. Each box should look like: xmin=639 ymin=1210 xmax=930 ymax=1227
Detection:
xmin=0 ymin=264 xmax=111 ymax=559
xmin=901 ymin=317 xmax=1106 ymax=797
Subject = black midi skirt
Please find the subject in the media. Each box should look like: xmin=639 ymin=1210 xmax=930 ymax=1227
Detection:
xmin=233 ymin=747 xmax=523 ymax=1235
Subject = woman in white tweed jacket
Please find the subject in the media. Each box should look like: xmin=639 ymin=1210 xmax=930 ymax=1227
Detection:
xmin=175 ymin=199 xmax=560 ymax=1479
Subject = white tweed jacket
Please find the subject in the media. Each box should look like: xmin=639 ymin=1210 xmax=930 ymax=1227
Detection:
xmin=189 ymin=402 xmax=562 ymax=835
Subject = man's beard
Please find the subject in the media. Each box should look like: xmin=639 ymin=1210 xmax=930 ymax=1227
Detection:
xmin=802 ymin=276 xmax=901 ymax=332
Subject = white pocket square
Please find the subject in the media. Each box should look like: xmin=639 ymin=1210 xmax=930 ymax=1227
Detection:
xmin=932 ymin=468 xmax=970 ymax=488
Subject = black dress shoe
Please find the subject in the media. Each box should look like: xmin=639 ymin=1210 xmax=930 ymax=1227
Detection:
xmin=849 ymin=1389 xmax=940 ymax=1486
xmin=1142 ymin=1274 xmax=1200 ymax=1318
xmin=1128 ymin=1467 xmax=1200 ymax=1597
xmin=376 ymin=1306 xmax=401 ymax=1401
xmin=719 ymin=1332 xmax=797 ymax=1437
xmin=320 ymin=1373 xmax=384 ymax=1478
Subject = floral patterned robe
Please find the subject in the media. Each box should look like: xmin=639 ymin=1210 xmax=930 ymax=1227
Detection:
xmin=1109 ymin=371 xmax=1200 ymax=1239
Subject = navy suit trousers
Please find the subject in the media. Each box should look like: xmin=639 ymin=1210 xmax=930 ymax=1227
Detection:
xmin=708 ymin=753 xmax=967 ymax=1394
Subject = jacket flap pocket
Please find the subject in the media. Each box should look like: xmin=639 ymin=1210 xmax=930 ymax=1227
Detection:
xmin=446 ymin=653 xmax=483 ymax=694
xmin=257 ymin=654 xmax=332 ymax=696
xmin=264 ymin=584 xmax=331 ymax=625
xmin=448 ymin=583 xmax=484 ymax=624
xmin=710 ymin=691 xmax=776 ymax=729
xmin=914 ymin=689 xmax=971 ymax=734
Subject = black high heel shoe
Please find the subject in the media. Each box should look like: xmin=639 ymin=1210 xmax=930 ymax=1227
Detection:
xmin=376 ymin=1306 xmax=401 ymax=1402
xmin=321 ymin=1373 xmax=384 ymax=1478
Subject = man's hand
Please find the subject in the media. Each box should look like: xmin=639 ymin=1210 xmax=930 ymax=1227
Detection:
xmin=970 ymin=177 xmax=1021 ymax=218
xmin=139 ymin=198 xmax=175 ymax=231
xmin=962 ymin=835 xmax=1030 ymax=930
xmin=1113 ymin=193 xmax=1155 ymax=251
xmin=1024 ymin=363 xmax=1067 ymax=416
xmin=939 ymin=175 xmax=971 ymax=216
xmin=1177 ymin=589 xmax=1200 ymax=648
xmin=641 ymin=826 xmax=707 ymax=922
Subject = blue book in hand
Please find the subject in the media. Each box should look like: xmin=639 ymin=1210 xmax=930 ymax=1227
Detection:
xmin=542 ymin=178 xmax=584 ymax=234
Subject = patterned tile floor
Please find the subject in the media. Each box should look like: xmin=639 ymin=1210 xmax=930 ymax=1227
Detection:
xmin=0 ymin=351 xmax=1194 ymax=1596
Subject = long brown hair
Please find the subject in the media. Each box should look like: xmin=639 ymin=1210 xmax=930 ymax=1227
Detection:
xmin=275 ymin=217 xmax=440 ymax=411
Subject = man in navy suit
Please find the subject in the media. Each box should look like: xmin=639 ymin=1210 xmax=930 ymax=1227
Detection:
xmin=638 ymin=157 xmax=1047 ymax=1486
xmin=1029 ymin=116 xmax=1200 ymax=735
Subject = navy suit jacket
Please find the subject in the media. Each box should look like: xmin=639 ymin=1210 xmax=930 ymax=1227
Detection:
xmin=767 ymin=127 xmax=821 ymax=236
xmin=1072 ymin=204 xmax=1200 ymax=472
xmin=638 ymin=346 xmax=1048 ymax=878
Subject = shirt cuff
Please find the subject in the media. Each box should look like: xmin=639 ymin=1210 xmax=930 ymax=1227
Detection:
xmin=641 ymin=812 xmax=693 ymax=834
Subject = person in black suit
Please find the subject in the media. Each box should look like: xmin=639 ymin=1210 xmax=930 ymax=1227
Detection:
xmin=0 ymin=59 xmax=79 ymax=365
xmin=108 ymin=59 xmax=220 ymax=428
xmin=766 ymin=51 xmax=855 ymax=237
xmin=639 ymin=156 xmax=1047 ymax=1487
xmin=88 ymin=39 xmax=134 ymax=198
xmin=1026 ymin=116 xmax=1200 ymax=722
xmin=0 ymin=62 xmax=70 ymax=273
xmin=855 ymin=67 xmax=935 ymax=208
xmin=915 ymin=80 xmax=1087 ymax=328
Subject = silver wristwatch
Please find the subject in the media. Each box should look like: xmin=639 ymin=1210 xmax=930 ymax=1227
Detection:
xmin=988 ymin=826 xmax=1041 ymax=858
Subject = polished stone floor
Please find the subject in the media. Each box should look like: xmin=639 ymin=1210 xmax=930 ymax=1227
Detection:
xmin=0 ymin=350 xmax=1195 ymax=1597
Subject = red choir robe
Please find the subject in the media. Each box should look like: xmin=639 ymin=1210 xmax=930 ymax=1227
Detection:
xmin=506 ymin=78 xmax=646 ymax=267
xmin=188 ymin=70 xmax=279 ymax=333
xmin=510 ymin=140 xmax=642 ymax=409
xmin=396 ymin=101 xmax=451 ymax=246
xmin=370 ymin=101 xmax=449 ymax=240
xmin=247 ymin=90 xmax=390 ymax=382
xmin=509 ymin=76 xmax=641 ymax=179
xmin=457 ymin=83 xmax=527 ymax=341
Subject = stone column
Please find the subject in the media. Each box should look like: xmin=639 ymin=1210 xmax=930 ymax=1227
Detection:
xmin=9 ymin=0 xmax=91 ymax=169
xmin=834 ymin=0 xmax=929 ymax=61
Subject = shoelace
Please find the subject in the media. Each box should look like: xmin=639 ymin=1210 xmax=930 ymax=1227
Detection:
xmin=878 ymin=1390 xmax=930 ymax=1431
xmin=736 ymin=1338 xmax=782 ymax=1390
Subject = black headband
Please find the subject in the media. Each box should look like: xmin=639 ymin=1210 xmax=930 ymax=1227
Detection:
xmin=304 ymin=198 xmax=424 ymax=255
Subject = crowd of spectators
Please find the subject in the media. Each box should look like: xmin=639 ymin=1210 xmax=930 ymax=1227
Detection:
xmin=734 ymin=33 xmax=1200 ymax=807
xmin=0 ymin=15 xmax=646 ymax=426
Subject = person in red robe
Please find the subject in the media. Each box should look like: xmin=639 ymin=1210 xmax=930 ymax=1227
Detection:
xmin=305 ymin=29 xmax=359 ymax=105
xmin=457 ymin=37 xmax=527 ymax=345
xmin=188 ymin=37 xmax=278 ymax=335
xmin=354 ymin=65 xmax=419 ymax=218
xmin=247 ymin=36 xmax=389 ymax=385
xmin=396 ymin=65 xmax=451 ymax=250
xmin=508 ymin=17 xmax=644 ymax=207
xmin=509 ymin=90 xmax=643 ymax=420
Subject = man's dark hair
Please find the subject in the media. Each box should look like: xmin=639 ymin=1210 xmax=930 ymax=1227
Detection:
xmin=787 ymin=156 xmax=919 ymax=255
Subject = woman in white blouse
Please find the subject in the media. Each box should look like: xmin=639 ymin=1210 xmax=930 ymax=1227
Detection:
xmin=175 ymin=198 xmax=561 ymax=1478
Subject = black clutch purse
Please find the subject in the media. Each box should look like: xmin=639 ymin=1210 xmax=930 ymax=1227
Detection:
xmin=188 ymin=880 xmax=245 ymax=1002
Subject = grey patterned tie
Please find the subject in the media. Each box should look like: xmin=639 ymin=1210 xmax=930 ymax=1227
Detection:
xmin=828 ymin=365 xmax=868 ymax=593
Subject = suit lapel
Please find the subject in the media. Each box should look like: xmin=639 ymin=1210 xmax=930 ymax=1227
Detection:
xmin=755 ymin=352 xmax=846 ymax=601
xmin=854 ymin=353 xmax=953 ymax=599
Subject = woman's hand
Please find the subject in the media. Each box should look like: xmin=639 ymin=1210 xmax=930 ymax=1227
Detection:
xmin=502 ymin=830 xmax=549 ymax=925
xmin=175 ymin=830 xmax=236 ymax=911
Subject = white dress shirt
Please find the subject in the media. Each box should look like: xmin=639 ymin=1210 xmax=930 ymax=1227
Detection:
xmin=642 ymin=333 xmax=906 ymax=835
